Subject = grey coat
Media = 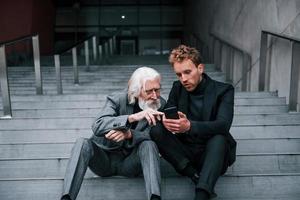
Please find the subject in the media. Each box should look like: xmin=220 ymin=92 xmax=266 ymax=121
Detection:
xmin=91 ymin=90 xmax=166 ymax=151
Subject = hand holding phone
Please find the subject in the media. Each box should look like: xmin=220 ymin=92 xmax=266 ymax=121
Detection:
xmin=164 ymin=106 xmax=179 ymax=119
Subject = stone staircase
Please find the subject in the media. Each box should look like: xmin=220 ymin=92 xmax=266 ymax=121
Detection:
xmin=0 ymin=56 xmax=299 ymax=200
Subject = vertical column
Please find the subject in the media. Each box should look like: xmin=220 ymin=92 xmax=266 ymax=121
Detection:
xmin=32 ymin=35 xmax=43 ymax=95
xmin=210 ymin=37 xmax=215 ymax=63
xmin=104 ymin=42 xmax=109 ymax=58
xmin=85 ymin=40 xmax=90 ymax=67
xmin=72 ymin=47 xmax=79 ymax=84
xmin=109 ymin=38 xmax=113 ymax=55
xmin=259 ymin=31 xmax=268 ymax=91
xmin=0 ymin=45 xmax=12 ymax=118
xmin=230 ymin=48 xmax=235 ymax=83
xmin=92 ymin=36 xmax=97 ymax=61
xmin=216 ymin=41 xmax=223 ymax=71
xmin=113 ymin=36 xmax=116 ymax=54
xmin=98 ymin=45 xmax=103 ymax=61
xmin=54 ymin=55 xmax=63 ymax=94
xmin=225 ymin=46 xmax=233 ymax=82
xmin=289 ymin=42 xmax=300 ymax=111
xmin=241 ymin=53 xmax=249 ymax=91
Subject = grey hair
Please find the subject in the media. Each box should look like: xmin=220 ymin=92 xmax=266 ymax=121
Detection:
xmin=128 ymin=67 xmax=161 ymax=104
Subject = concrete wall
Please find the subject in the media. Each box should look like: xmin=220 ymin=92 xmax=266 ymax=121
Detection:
xmin=185 ymin=0 xmax=300 ymax=108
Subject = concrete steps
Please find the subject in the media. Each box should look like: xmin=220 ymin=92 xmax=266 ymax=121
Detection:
xmin=1 ymin=138 xmax=299 ymax=159
xmin=1 ymin=62 xmax=300 ymax=200
xmin=1 ymin=155 xmax=299 ymax=178
xmin=0 ymin=175 xmax=299 ymax=200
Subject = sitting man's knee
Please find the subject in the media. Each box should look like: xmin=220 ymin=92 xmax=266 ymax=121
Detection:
xmin=74 ymin=137 xmax=93 ymax=157
xmin=211 ymin=134 xmax=226 ymax=143
xmin=207 ymin=135 xmax=227 ymax=152
xmin=138 ymin=140 xmax=159 ymax=154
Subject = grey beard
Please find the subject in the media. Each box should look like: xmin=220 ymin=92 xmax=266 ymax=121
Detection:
xmin=138 ymin=98 xmax=161 ymax=111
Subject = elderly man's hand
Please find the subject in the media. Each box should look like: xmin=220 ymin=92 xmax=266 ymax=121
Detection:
xmin=105 ymin=129 xmax=132 ymax=142
xmin=128 ymin=108 xmax=164 ymax=125
xmin=162 ymin=111 xmax=190 ymax=134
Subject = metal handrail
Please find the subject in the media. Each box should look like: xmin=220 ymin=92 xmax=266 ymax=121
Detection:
xmin=262 ymin=30 xmax=300 ymax=43
xmin=210 ymin=32 xmax=252 ymax=91
xmin=53 ymin=34 xmax=97 ymax=94
xmin=53 ymin=33 xmax=118 ymax=94
xmin=259 ymin=30 xmax=300 ymax=111
xmin=0 ymin=34 xmax=42 ymax=119
xmin=54 ymin=34 xmax=95 ymax=55
xmin=0 ymin=34 xmax=37 ymax=46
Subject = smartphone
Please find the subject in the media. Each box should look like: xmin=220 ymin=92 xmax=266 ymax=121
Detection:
xmin=164 ymin=106 xmax=179 ymax=119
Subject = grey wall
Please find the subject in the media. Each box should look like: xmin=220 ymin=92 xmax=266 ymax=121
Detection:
xmin=185 ymin=0 xmax=300 ymax=109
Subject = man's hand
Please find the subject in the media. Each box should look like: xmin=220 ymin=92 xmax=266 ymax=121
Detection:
xmin=162 ymin=111 xmax=191 ymax=134
xmin=128 ymin=108 xmax=164 ymax=125
xmin=105 ymin=129 xmax=132 ymax=142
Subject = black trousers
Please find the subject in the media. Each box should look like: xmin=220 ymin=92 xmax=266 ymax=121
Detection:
xmin=150 ymin=123 xmax=230 ymax=196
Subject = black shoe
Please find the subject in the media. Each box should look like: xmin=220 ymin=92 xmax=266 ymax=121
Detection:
xmin=191 ymin=173 xmax=200 ymax=185
xmin=194 ymin=189 xmax=209 ymax=200
xmin=61 ymin=195 xmax=71 ymax=200
xmin=150 ymin=194 xmax=161 ymax=200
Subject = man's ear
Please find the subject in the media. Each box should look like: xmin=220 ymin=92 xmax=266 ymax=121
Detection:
xmin=197 ymin=63 xmax=205 ymax=73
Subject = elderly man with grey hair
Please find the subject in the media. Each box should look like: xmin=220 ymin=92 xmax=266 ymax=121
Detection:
xmin=61 ymin=67 xmax=166 ymax=200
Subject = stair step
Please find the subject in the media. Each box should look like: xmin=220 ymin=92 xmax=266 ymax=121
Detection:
xmin=1 ymin=114 xmax=299 ymax=130
xmin=0 ymin=97 xmax=286 ymax=110
xmin=0 ymin=109 xmax=291 ymax=118
xmin=234 ymin=105 xmax=288 ymax=114
xmin=0 ymin=92 xmax=283 ymax=102
xmin=1 ymin=139 xmax=299 ymax=159
xmin=1 ymin=154 xmax=299 ymax=179
xmin=1 ymin=126 xmax=300 ymax=144
xmin=0 ymin=175 xmax=299 ymax=200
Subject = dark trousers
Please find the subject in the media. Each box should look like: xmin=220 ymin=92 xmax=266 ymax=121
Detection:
xmin=62 ymin=138 xmax=161 ymax=200
xmin=150 ymin=123 xmax=229 ymax=196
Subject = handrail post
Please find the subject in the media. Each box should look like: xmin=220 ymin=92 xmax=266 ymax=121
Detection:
xmin=217 ymin=41 xmax=223 ymax=71
xmin=72 ymin=47 xmax=79 ymax=84
xmin=225 ymin=46 xmax=233 ymax=83
xmin=113 ymin=36 xmax=116 ymax=54
xmin=92 ymin=36 xmax=97 ymax=61
xmin=109 ymin=38 xmax=113 ymax=55
xmin=32 ymin=35 xmax=43 ymax=95
xmin=289 ymin=41 xmax=300 ymax=111
xmin=241 ymin=52 xmax=249 ymax=91
xmin=0 ymin=45 xmax=12 ymax=118
xmin=54 ymin=54 xmax=63 ymax=94
xmin=84 ymin=40 xmax=90 ymax=68
xmin=99 ymin=45 xmax=103 ymax=61
xmin=104 ymin=42 xmax=109 ymax=58
xmin=259 ymin=31 xmax=268 ymax=91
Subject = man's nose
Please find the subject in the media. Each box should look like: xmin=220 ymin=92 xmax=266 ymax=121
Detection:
xmin=181 ymin=74 xmax=188 ymax=82
xmin=151 ymin=91 xmax=158 ymax=99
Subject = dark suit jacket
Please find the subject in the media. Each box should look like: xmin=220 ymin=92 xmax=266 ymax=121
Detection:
xmin=91 ymin=90 xmax=166 ymax=152
xmin=166 ymin=73 xmax=236 ymax=166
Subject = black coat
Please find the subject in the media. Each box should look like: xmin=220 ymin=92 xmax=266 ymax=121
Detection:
xmin=166 ymin=73 xmax=237 ymax=166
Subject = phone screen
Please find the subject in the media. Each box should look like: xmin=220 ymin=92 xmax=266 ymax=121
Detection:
xmin=164 ymin=106 xmax=179 ymax=119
